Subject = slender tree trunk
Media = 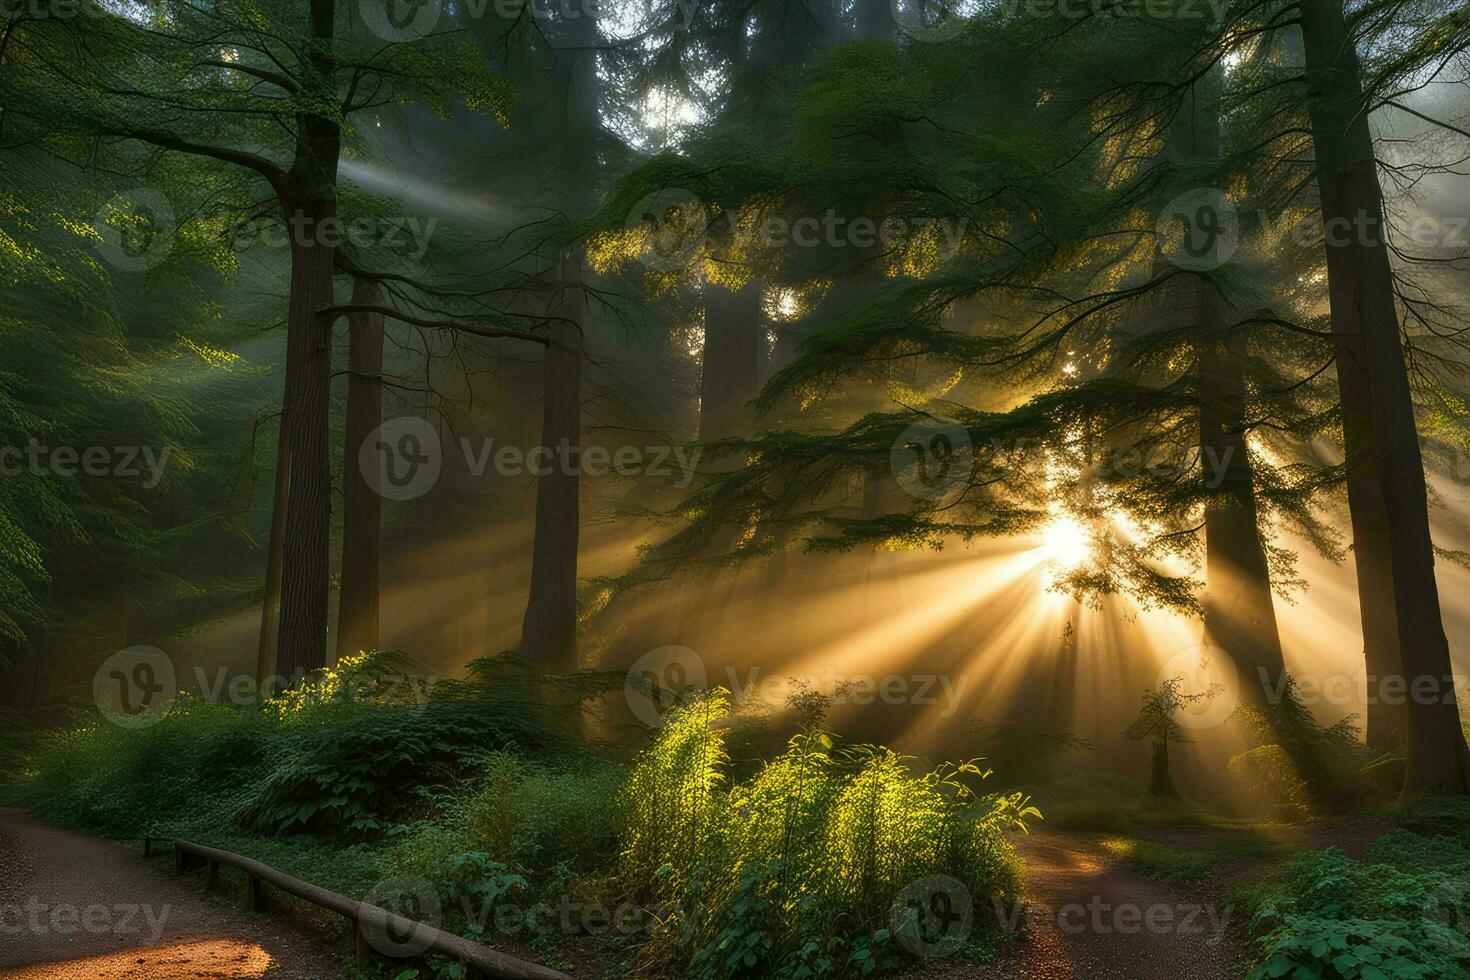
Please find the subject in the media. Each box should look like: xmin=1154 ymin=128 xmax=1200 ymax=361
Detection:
xmin=1197 ymin=287 xmax=1288 ymax=706
xmin=1298 ymin=0 xmax=1470 ymax=793
xmin=1340 ymin=355 xmax=1403 ymax=748
xmin=699 ymin=279 xmax=763 ymax=442
xmin=1170 ymin=72 xmax=1290 ymax=710
xmin=519 ymin=252 xmax=584 ymax=672
xmin=255 ymin=424 xmax=289 ymax=685
xmin=1148 ymin=739 xmax=1179 ymax=798
xmin=272 ymin=0 xmax=342 ymax=683
xmin=335 ymin=277 xmax=384 ymax=662
xmin=274 ymin=196 xmax=339 ymax=682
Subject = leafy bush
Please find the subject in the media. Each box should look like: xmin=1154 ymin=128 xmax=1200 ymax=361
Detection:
xmin=17 ymin=652 xmax=581 ymax=839
xmin=618 ymin=689 xmax=1035 ymax=978
xmin=1244 ymin=845 xmax=1470 ymax=979
xmin=1228 ymin=744 xmax=1312 ymax=820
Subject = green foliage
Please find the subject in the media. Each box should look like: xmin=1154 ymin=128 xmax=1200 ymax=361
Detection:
xmin=18 ymin=653 xmax=572 ymax=839
xmin=618 ymin=690 xmax=1034 ymax=978
xmin=1229 ymin=745 xmax=1314 ymax=820
xmin=1244 ymin=845 xmax=1470 ymax=980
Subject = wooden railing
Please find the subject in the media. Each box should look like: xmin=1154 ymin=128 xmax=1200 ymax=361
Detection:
xmin=171 ymin=838 xmax=570 ymax=980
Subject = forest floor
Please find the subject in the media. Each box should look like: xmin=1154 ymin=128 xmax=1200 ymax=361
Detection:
xmin=0 ymin=805 xmax=1373 ymax=979
xmin=902 ymin=817 xmax=1388 ymax=980
xmin=0 ymin=807 xmax=343 ymax=979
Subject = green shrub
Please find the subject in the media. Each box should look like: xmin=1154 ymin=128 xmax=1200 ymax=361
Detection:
xmin=1244 ymin=846 xmax=1470 ymax=979
xmin=1228 ymin=744 xmax=1312 ymax=820
xmin=618 ymin=689 xmax=1035 ymax=978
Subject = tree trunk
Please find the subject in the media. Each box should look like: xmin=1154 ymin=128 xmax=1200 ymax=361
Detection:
xmin=1298 ymin=0 xmax=1470 ymax=793
xmin=1170 ymin=71 xmax=1290 ymax=712
xmin=1148 ymin=739 xmax=1179 ymax=798
xmin=1197 ymin=288 xmax=1288 ymax=708
xmin=335 ymin=277 xmax=384 ymax=663
xmin=274 ymin=196 xmax=339 ymax=683
xmin=1340 ymin=354 xmax=1403 ymax=748
xmin=519 ymin=252 xmax=584 ymax=672
xmin=699 ymin=279 xmax=763 ymax=442
xmin=255 ymin=424 xmax=290 ymax=685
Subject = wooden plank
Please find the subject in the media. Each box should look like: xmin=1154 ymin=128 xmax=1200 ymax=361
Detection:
xmin=171 ymin=840 xmax=569 ymax=980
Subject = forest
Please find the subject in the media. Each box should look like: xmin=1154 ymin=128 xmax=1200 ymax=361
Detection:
xmin=1 ymin=0 xmax=1469 ymax=977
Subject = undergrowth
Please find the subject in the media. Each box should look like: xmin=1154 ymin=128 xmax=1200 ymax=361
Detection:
xmin=1235 ymin=796 xmax=1470 ymax=979
xmin=10 ymin=657 xmax=1037 ymax=979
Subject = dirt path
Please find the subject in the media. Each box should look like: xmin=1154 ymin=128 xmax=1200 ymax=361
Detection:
xmin=908 ymin=830 xmax=1244 ymax=979
xmin=0 ymin=808 xmax=345 ymax=979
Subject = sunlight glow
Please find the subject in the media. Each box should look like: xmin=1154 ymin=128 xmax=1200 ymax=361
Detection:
xmin=1040 ymin=515 xmax=1092 ymax=578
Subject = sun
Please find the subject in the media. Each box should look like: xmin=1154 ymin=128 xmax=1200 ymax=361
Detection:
xmin=1040 ymin=515 xmax=1092 ymax=575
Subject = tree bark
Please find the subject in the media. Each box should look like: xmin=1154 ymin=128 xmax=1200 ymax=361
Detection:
xmin=1148 ymin=739 xmax=1180 ymax=798
xmin=1197 ymin=286 xmax=1289 ymax=707
xmin=1298 ymin=0 xmax=1470 ymax=792
xmin=255 ymin=424 xmax=289 ymax=685
xmin=274 ymin=196 xmax=339 ymax=682
xmin=518 ymin=252 xmax=585 ymax=672
xmin=272 ymin=0 xmax=342 ymax=683
xmin=699 ymin=279 xmax=763 ymax=442
xmin=335 ymin=276 xmax=384 ymax=663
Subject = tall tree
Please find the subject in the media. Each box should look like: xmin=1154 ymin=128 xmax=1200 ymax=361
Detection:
xmin=335 ymin=277 xmax=385 ymax=661
xmin=1298 ymin=0 xmax=1470 ymax=791
xmin=0 ymin=0 xmax=514 ymax=679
